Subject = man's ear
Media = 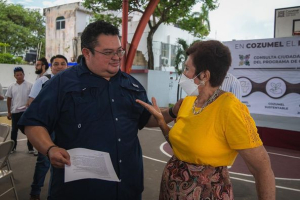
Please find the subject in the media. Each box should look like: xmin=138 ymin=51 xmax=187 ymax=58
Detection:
xmin=82 ymin=48 xmax=90 ymax=60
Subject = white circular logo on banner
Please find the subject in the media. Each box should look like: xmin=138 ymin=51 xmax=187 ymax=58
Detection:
xmin=238 ymin=77 xmax=252 ymax=97
xmin=266 ymin=78 xmax=286 ymax=98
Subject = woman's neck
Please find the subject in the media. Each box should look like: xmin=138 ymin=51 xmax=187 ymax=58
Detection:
xmin=195 ymin=87 xmax=220 ymax=107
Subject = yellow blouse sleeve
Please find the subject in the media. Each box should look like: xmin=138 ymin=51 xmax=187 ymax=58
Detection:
xmin=223 ymin=96 xmax=263 ymax=149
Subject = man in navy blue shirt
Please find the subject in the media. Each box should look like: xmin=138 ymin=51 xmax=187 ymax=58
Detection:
xmin=19 ymin=20 xmax=180 ymax=200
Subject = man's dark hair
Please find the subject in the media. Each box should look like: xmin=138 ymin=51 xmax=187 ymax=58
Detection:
xmin=38 ymin=57 xmax=49 ymax=71
xmin=77 ymin=55 xmax=83 ymax=64
xmin=186 ymin=40 xmax=232 ymax=87
xmin=81 ymin=20 xmax=120 ymax=54
xmin=13 ymin=66 xmax=24 ymax=74
xmin=50 ymin=55 xmax=68 ymax=65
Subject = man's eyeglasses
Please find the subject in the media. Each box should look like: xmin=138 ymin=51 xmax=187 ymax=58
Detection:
xmin=93 ymin=48 xmax=125 ymax=58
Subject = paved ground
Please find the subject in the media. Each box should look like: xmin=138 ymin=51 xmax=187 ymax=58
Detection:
xmin=1 ymin=125 xmax=300 ymax=200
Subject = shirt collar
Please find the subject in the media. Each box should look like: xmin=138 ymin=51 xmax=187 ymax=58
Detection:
xmin=77 ymin=57 xmax=92 ymax=76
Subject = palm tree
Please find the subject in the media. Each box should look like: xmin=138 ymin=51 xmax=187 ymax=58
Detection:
xmin=198 ymin=4 xmax=211 ymax=33
xmin=174 ymin=38 xmax=189 ymax=101
xmin=174 ymin=38 xmax=189 ymax=75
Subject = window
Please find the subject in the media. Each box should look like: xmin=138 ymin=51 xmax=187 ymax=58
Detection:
xmin=170 ymin=45 xmax=177 ymax=67
xmin=56 ymin=16 xmax=65 ymax=30
xmin=161 ymin=43 xmax=169 ymax=58
xmin=293 ymin=19 xmax=300 ymax=36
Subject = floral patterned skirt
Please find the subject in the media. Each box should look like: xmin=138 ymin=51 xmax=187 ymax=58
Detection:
xmin=159 ymin=156 xmax=234 ymax=200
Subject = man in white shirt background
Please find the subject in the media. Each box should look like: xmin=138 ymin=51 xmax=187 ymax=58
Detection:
xmin=220 ymin=72 xmax=242 ymax=100
xmin=6 ymin=66 xmax=33 ymax=153
xmin=27 ymin=55 xmax=68 ymax=200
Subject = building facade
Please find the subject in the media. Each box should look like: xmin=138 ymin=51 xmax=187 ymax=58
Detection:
xmin=43 ymin=2 xmax=200 ymax=70
xmin=43 ymin=2 xmax=91 ymax=62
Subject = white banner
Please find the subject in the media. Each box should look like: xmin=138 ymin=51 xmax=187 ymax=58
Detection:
xmin=224 ymin=37 xmax=300 ymax=117
xmin=225 ymin=37 xmax=300 ymax=69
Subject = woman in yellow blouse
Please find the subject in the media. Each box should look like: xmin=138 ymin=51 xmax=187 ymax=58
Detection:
xmin=137 ymin=40 xmax=275 ymax=200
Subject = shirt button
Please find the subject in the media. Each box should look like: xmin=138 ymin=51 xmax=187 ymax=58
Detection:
xmin=118 ymin=138 xmax=121 ymax=142
xmin=115 ymin=118 xmax=118 ymax=121
xmin=119 ymin=160 xmax=122 ymax=163
xmin=78 ymin=124 xmax=81 ymax=128
xmin=112 ymin=99 xmax=114 ymax=102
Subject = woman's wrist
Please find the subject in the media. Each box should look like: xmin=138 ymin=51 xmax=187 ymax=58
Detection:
xmin=169 ymin=107 xmax=177 ymax=118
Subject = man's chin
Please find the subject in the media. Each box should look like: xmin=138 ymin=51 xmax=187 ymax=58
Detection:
xmin=108 ymin=67 xmax=120 ymax=74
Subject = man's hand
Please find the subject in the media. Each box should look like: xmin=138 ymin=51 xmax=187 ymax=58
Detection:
xmin=48 ymin=147 xmax=71 ymax=168
xmin=7 ymin=112 xmax=12 ymax=120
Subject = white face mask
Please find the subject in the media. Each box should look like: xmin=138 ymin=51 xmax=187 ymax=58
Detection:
xmin=179 ymin=73 xmax=204 ymax=96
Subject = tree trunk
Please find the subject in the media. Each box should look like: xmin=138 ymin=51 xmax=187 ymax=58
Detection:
xmin=147 ymin=29 xmax=154 ymax=70
xmin=147 ymin=24 xmax=160 ymax=70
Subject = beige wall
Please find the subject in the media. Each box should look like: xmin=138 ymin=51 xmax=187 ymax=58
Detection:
xmin=44 ymin=3 xmax=80 ymax=62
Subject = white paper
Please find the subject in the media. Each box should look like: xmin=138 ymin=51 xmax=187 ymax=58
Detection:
xmin=17 ymin=106 xmax=27 ymax=110
xmin=65 ymin=148 xmax=120 ymax=183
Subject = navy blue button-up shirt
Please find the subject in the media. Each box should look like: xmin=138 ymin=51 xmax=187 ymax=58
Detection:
xmin=19 ymin=60 xmax=151 ymax=200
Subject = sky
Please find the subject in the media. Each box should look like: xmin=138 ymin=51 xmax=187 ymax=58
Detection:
xmin=8 ymin=0 xmax=300 ymax=42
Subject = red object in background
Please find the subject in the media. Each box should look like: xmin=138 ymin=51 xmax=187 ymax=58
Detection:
xmin=293 ymin=31 xmax=300 ymax=35
xmin=121 ymin=0 xmax=128 ymax=72
xmin=124 ymin=0 xmax=160 ymax=74
xmin=257 ymin=127 xmax=300 ymax=151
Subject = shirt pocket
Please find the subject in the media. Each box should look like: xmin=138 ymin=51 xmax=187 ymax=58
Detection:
xmin=60 ymin=87 xmax=102 ymax=124
xmin=120 ymin=84 xmax=147 ymax=120
xmin=72 ymin=87 xmax=102 ymax=123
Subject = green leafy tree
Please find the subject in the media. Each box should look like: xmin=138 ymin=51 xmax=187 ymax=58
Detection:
xmin=90 ymin=13 xmax=122 ymax=27
xmin=0 ymin=0 xmax=45 ymax=57
xmin=174 ymin=38 xmax=189 ymax=75
xmin=0 ymin=42 xmax=10 ymax=53
xmin=174 ymin=38 xmax=201 ymax=75
xmin=0 ymin=53 xmax=25 ymax=64
xmin=83 ymin=0 xmax=218 ymax=70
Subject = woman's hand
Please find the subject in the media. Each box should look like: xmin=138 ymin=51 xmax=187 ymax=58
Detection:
xmin=136 ymin=97 xmax=164 ymax=123
xmin=137 ymin=97 xmax=171 ymax=145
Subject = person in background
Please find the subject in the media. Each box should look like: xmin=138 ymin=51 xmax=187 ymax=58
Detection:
xmin=19 ymin=20 xmax=181 ymax=200
xmin=6 ymin=67 xmax=33 ymax=153
xmin=28 ymin=55 xmax=68 ymax=200
xmin=35 ymin=57 xmax=50 ymax=80
xmin=136 ymin=40 xmax=275 ymax=200
xmin=220 ymin=72 xmax=242 ymax=100
xmin=27 ymin=56 xmax=67 ymax=106
xmin=0 ymin=83 xmax=4 ymax=100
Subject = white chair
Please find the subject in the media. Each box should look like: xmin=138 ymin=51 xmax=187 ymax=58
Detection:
xmin=0 ymin=123 xmax=10 ymax=142
xmin=0 ymin=123 xmax=14 ymax=179
xmin=0 ymin=140 xmax=19 ymax=199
